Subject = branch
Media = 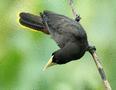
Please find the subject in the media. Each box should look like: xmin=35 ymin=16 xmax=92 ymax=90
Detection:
xmin=67 ymin=0 xmax=81 ymax=22
xmin=88 ymin=46 xmax=112 ymax=90
xmin=67 ymin=0 xmax=112 ymax=90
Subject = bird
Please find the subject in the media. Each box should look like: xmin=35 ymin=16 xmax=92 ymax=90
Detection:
xmin=19 ymin=10 xmax=89 ymax=70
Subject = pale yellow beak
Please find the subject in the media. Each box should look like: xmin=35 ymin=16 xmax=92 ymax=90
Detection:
xmin=43 ymin=55 xmax=57 ymax=71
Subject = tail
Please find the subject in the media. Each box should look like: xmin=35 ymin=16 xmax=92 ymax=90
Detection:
xmin=19 ymin=12 xmax=49 ymax=34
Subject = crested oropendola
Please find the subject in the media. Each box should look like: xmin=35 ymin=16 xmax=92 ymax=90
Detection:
xmin=19 ymin=10 xmax=89 ymax=70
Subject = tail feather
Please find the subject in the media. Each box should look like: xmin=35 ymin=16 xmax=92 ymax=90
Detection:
xmin=19 ymin=12 xmax=49 ymax=34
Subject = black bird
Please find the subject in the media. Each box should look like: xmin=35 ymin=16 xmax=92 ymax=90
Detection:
xmin=19 ymin=10 xmax=89 ymax=70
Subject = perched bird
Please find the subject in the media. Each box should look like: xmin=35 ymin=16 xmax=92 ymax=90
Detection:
xmin=19 ymin=10 xmax=89 ymax=70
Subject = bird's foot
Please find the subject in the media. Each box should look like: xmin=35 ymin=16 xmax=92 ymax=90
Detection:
xmin=87 ymin=46 xmax=96 ymax=54
xmin=75 ymin=15 xmax=81 ymax=22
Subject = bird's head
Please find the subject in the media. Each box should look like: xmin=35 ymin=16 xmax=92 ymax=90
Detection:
xmin=43 ymin=51 xmax=67 ymax=71
xmin=43 ymin=46 xmax=85 ymax=71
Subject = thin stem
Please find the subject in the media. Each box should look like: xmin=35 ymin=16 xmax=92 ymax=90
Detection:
xmin=67 ymin=0 xmax=77 ymax=18
xmin=89 ymin=46 xmax=112 ymax=90
xmin=67 ymin=0 xmax=81 ymax=22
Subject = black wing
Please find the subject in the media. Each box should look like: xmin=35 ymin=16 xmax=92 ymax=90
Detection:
xmin=43 ymin=11 xmax=87 ymax=48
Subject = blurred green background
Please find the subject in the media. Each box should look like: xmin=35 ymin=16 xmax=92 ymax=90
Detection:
xmin=0 ymin=0 xmax=116 ymax=90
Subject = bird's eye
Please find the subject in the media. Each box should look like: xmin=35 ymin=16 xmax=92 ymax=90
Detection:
xmin=52 ymin=53 xmax=54 ymax=56
xmin=52 ymin=52 xmax=56 ymax=56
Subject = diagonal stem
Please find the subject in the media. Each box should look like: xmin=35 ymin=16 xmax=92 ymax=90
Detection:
xmin=88 ymin=46 xmax=112 ymax=90
xmin=67 ymin=0 xmax=77 ymax=18
xmin=67 ymin=0 xmax=81 ymax=22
